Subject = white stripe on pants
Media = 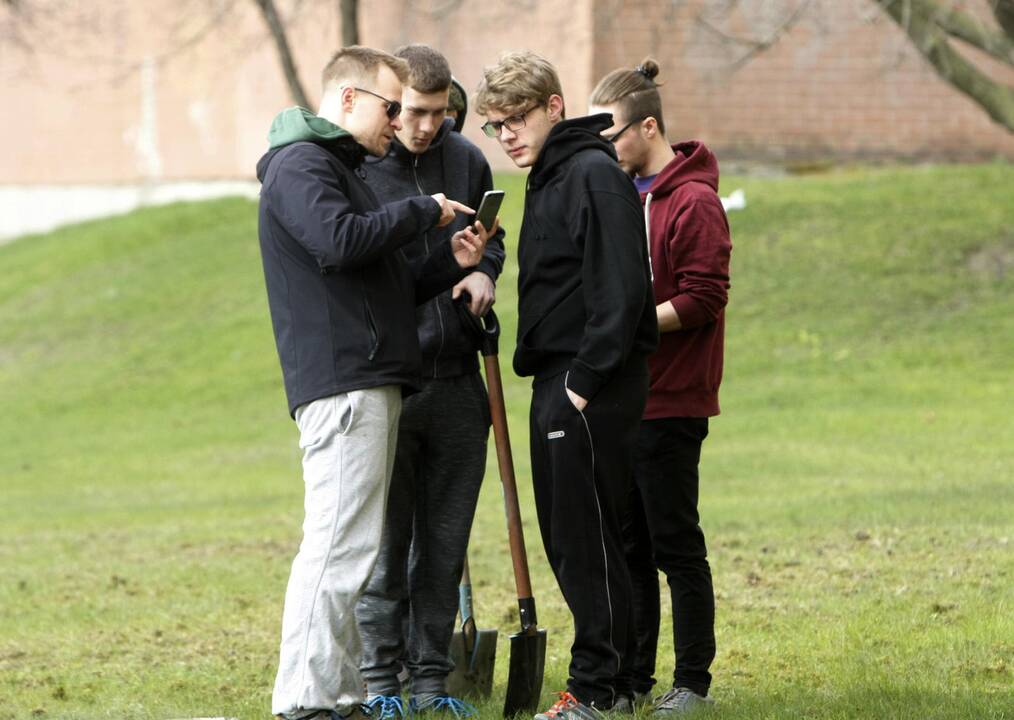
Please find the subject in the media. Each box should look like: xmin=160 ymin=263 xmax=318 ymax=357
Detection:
xmin=272 ymin=386 xmax=402 ymax=718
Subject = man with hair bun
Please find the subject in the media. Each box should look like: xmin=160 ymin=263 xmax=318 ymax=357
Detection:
xmin=476 ymin=50 xmax=658 ymax=720
xmin=256 ymin=45 xmax=494 ymax=720
xmin=590 ymin=57 xmax=732 ymax=716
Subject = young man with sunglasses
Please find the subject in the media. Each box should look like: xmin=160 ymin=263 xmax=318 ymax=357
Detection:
xmin=354 ymin=44 xmax=505 ymax=719
xmin=475 ymin=51 xmax=658 ymax=720
xmin=256 ymin=46 xmax=495 ymax=720
xmin=589 ymin=59 xmax=731 ymax=716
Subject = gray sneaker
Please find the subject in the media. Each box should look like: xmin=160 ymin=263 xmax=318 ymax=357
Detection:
xmin=651 ymin=687 xmax=714 ymax=715
xmin=602 ymin=695 xmax=633 ymax=714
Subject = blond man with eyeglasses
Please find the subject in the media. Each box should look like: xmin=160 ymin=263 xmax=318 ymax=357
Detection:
xmin=475 ymin=51 xmax=658 ymax=720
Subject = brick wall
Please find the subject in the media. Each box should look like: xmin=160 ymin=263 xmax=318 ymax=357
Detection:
xmin=0 ymin=0 xmax=1010 ymax=185
xmin=590 ymin=0 xmax=1014 ymax=163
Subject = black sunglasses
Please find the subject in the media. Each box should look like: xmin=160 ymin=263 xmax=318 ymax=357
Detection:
xmin=355 ymin=87 xmax=402 ymax=120
xmin=607 ymin=118 xmax=642 ymax=143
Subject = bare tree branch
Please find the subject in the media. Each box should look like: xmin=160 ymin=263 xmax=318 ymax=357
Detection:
xmin=993 ymin=0 xmax=1014 ymax=38
xmin=877 ymin=0 xmax=1014 ymax=131
xmin=411 ymin=0 xmax=465 ymax=20
xmin=697 ymin=0 xmax=815 ymax=71
xmin=929 ymin=0 xmax=1014 ymax=65
xmin=252 ymin=0 xmax=312 ymax=108
xmin=340 ymin=0 xmax=358 ymax=46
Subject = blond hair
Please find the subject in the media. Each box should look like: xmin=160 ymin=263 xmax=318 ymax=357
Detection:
xmin=474 ymin=50 xmax=564 ymax=116
xmin=321 ymin=46 xmax=409 ymax=91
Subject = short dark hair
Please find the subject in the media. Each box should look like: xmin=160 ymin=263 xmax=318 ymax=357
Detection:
xmin=589 ymin=57 xmax=666 ymax=134
xmin=393 ymin=44 xmax=452 ymax=94
xmin=321 ymin=45 xmax=409 ymax=91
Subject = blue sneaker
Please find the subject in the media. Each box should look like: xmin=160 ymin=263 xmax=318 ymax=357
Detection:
xmin=365 ymin=695 xmax=409 ymax=720
xmin=410 ymin=694 xmax=478 ymax=718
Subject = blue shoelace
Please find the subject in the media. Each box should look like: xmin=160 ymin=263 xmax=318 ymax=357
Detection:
xmin=366 ymin=695 xmax=409 ymax=719
xmin=413 ymin=696 xmax=478 ymax=718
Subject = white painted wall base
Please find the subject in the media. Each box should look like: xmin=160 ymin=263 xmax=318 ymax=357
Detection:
xmin=0 ymin=181 xmax=260 ymax=244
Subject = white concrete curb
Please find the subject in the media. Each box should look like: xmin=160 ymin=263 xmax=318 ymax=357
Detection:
xmin=0 ymin=181 xmax=260 ymax=244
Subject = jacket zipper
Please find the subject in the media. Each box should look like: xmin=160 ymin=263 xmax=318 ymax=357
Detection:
xmin=363 ymin=290 xmax=380 ymax=361
xmin=414 ymin=154 xmax=445 ymax=377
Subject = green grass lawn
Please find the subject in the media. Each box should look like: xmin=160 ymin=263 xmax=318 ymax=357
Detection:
xmin=1 ymin=162 xmax=1012 ymax=720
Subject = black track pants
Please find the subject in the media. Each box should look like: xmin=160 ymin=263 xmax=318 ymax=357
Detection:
xmin=529 ymin=363 xmax=648 ymax=707
xmin=623 ymin=417 xmax=715 ymax=698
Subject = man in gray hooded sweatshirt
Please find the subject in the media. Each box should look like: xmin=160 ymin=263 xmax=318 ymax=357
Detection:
xmin=354 ymin=44 xmax=505 ymax=719
xmin=255 ymin=46 xmax=495 ymax=720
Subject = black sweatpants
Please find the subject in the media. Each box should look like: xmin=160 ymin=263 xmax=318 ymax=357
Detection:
xmin=623 ymin=417 xmax=715 ymax=698
xmin=529 ymin=363 xmax=648 ymax=707
xmin=356 ymin=373 xmax=490 ymax=696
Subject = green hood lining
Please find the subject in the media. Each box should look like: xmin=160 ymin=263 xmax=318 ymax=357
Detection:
xmin=268 ymin=107 xmax=351 ymax=149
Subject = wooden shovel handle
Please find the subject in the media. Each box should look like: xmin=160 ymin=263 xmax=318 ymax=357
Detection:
xmin=483 ymin=353 xmax=534 ymax=600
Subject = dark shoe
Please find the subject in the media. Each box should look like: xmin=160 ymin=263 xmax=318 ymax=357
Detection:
xmin=276 ymin=707 xmax=373 ymax=720
xmin=596 ymin=695 xmax=633 ymax=714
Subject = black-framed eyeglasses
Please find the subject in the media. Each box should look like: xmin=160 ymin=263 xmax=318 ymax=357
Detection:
xmin=354 ymin=87 xmax=402 ymax=119
xmin=607 ymin=118 xmax=642 ymax=143
xmin=481 ymin=104 xmax=541 ymax=138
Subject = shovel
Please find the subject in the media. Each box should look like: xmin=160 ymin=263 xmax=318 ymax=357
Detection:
xmin=446 ymin=553 xmax=498 ymax=698
xmin=454 ymin=299 xmax=547 ymax=717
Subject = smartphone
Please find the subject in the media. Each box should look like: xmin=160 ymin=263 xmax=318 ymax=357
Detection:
xmin=474 ymin=190 xmax=505 ymax=232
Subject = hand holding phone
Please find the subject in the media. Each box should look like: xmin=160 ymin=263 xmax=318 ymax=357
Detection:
xmin=474 ymin=190 xmax=505 ymax=232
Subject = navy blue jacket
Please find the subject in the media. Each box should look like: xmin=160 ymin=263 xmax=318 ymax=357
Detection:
xmin=256 ymin=134 xmax=464 ymax=416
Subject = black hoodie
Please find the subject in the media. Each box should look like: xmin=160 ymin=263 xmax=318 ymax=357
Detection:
xmin=514 ymin=114 xmax=658 ymax=401
xmin=364 ymin=119 xmax=506 ymax=379
xmin=255 ymin=109 xmax=463 ymax=417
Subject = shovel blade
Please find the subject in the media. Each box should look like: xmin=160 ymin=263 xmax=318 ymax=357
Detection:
xmin=503 ymin=628 xmax=547 ymax=717
xmin=446 ymin=628 xmax=498 ymax=699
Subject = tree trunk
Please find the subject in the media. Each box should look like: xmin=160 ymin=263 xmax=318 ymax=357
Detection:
xmin=251 ymin=0 xmax=312 ymax=109
xmin=340 ymin=0 xmax=358 ymax=46
xmin=994 ymin=0 xmax=1014 ymax=39
xmin=877 ymin=0 xmax=1014 ymax=133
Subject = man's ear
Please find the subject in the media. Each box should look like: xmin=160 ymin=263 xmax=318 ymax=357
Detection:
xmin=642 ymin=116 xmax=659 ymax=139
xmin=547 ymin=94 xmax=565 ymax=122
xmin=340 ymin=86 xmax=357 ymax=113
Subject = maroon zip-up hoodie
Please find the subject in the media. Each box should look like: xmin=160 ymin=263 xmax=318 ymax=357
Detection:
xmin=641 ymin=141 xmax=731 ymax=419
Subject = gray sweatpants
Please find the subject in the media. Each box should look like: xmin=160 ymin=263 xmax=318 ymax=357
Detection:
xmin=272 ymin=386 xmax=402 ymax=718
xmin=355 ymin=373 xmax=490 ymax=696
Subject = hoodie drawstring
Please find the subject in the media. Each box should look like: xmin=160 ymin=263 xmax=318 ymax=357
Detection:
xmin=643 ymin=192 xmax=655 ymax=283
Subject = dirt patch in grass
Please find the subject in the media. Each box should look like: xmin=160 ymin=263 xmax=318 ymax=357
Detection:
xmin=967 ymin=235 xmax=1014 ymax=281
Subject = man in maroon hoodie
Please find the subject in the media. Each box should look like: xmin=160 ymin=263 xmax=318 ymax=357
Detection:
xmin=590 ymin=59 xmax=731 ymax=716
